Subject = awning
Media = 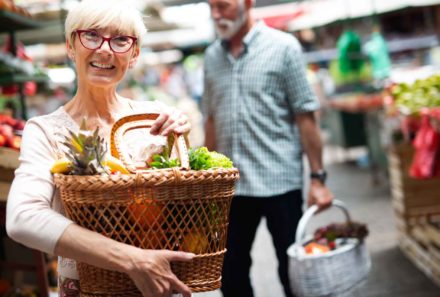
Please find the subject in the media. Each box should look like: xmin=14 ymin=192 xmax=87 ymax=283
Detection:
xmin=261 ymin=11 xmax=304 ymax=29
xmin=252 ymin=3 xmax=305 ymax=29
xmin=288 ymin=0 xmax=440 ymax=31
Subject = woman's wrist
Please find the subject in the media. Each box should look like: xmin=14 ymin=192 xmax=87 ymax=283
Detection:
xmin=107 ymin=241 xmax=138 ymax=274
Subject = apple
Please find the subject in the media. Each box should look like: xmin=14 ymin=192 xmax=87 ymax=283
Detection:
xmin=0 ymin=134 xmax=6 ymax=147
xmin=14 ymin=120 xmax=25 ymax=131
xmin=0 ymin=124 xmax=14 ymax=140
xmin=2 ymin=116 xmax=17 ymax=127
xmin=7 ymin=135 xmax=21 ymax=150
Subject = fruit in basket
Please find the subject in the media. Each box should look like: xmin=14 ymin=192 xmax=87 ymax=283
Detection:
xmin=181 ymin=230 xmax=209 ymax=254
xmin=304 ymin=242 xmax=330 ymax=255
xmin=128 ymin=198 xmax=163 ymax=230
xmin=50 ymin=157 xmax=72 ymax=174
xmin=189 ymin=147 xmax=233 ymax=170
xmin=51 ymin=154 xmax=129 ymax=175
xmin=62 ymin=120 xmax=108 ymax=175
xmin=103 ymin=155 xmax=130 ymax=174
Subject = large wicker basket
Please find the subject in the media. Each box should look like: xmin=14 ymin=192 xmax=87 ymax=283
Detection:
xmin=54 ymin=114 xmax=239 ymax=296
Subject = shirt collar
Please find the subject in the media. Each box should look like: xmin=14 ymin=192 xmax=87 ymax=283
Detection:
xmin=243 ymin=21 xmax=265 ymax=47
xmin=220 ymin=21 xmax=266 ymax=51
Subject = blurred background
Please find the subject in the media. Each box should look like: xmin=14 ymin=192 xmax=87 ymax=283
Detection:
xmin=1 ymin=0 xmax=440 ymax=296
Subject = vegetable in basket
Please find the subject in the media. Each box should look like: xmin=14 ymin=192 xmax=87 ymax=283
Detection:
xmin=304 ymin=222 xmax=369 ymax=255
xmin=189 ymin=146 xmax=233 ymax=170
xmin=313 ymin=221 xmax=369 ymax=243
xmin=148 ymin=146 xmax=234 ymax=170
xmin=148 ymin=154 xmax=180 ymax=169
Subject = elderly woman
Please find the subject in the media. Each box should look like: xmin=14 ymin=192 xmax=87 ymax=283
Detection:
xmin=6 ymin=1 xmax=194 ymax=296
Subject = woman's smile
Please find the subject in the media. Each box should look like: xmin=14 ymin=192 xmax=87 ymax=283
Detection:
xmin=90 ymin=62 xmax=116 ymax=70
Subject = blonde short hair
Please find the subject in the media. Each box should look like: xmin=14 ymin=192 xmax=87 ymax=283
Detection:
xmin=65 ymin=0 xmax=147 ymax=51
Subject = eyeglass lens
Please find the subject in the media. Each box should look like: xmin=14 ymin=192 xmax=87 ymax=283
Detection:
xmin=79 ymin=31 xmax=134 ymax=53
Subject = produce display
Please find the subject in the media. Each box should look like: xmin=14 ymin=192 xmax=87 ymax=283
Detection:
xmin=0 ymin=114 xmax=24 ymax=150
xmin=386 ymin=74 xmax=440 ymax=179
xmin=303 ymin=222 xmax=369 ymax=255
xmin=0 ymin=0 xmax=32 ymax=17
xmin=428 ymin=107 xmax=440 ymax=133
xmin=390 ymin=74 xmax=440 ymax=115
xmin=0 ymin=51 xmax=45 ymax=78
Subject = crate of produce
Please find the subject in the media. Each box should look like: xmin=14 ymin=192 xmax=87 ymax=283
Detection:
xmin=53 ymin=114 xmax=240 ymax=296
xmin=388 ymin=143 xmax=440 ymax=218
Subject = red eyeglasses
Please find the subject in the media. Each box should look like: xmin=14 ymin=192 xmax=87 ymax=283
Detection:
xmin=75 ymin=29 xmax=138 ymax=53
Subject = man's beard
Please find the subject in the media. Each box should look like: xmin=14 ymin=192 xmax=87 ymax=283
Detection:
xmin=214 ymin=3 xmax=247 ymax=40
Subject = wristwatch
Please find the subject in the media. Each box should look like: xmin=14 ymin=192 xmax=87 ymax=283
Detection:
xmin=310 ymin=170 xmax=327 ymax=184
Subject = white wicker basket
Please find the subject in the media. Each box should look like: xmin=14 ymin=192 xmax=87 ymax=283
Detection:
xmin=287 ymin=200 xmax=371 ymax=297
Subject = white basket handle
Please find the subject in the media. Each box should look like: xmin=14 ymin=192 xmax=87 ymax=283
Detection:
xmin=295 ymin=199 xmax=351 ymax=245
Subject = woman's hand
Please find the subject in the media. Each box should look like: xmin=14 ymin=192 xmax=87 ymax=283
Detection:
xmin=150 ymin=109 xmax=190 ymax=136
xmin=126 ymin=247 xmax=195 ymax=297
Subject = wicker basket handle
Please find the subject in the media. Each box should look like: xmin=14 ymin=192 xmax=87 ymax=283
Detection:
xmin=110 ymin=113 xmax=189 ymax=173
xmin=294 ymin=199 xmax=351 ymax=245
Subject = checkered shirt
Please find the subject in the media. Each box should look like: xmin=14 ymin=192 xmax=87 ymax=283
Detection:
xmin=202 ymin=22 xmax=320 ymax=197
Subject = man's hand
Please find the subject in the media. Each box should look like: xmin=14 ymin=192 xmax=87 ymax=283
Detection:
xmin=307 ymin=180 xmax=334 ymax=209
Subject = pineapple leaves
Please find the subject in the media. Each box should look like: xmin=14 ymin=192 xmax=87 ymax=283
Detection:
xmin=62 ymin=121 xmax=109 ymax=175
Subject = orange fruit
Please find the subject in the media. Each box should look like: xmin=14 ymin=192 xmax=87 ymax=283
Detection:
xmin=128 ymin=198 xmax=163 ymax=230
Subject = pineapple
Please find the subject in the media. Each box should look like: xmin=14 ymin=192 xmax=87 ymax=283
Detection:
xmin=62 ymin=120 xmax=108 ymax=175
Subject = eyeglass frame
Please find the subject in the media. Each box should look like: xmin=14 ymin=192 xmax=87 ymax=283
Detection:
xmin=74 ymin=29 xmax=138 ymax=53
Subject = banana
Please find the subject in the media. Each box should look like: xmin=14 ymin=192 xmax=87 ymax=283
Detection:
xmin=103 ymin=155 xmax=130 ymax=174
xmin=50 ymin=157 xmax=72 ymax=174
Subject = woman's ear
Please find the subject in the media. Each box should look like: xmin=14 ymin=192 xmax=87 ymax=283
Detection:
xmin=129 ymin=47 xmax=140 ymax=69
xmin=66 ymin=39 xmax=75 ymax=61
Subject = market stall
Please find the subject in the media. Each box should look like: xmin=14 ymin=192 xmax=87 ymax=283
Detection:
xmin=0 ymin=2 xmax=53 ymax=296
xmin=386 ymin=74 xmax=440 ymax=285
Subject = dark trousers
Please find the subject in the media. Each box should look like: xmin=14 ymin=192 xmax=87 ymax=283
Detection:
xmin=221 ymin=190 xmax=303 ymax=297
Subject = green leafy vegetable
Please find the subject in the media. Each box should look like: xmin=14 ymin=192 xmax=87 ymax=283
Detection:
xmin=148 ymin=134 xmax=181 ymax=169
xmin=149 ymin=154 xmax=180 ymax=169
xmin=189 ymin=147 xmax=233 ymax=170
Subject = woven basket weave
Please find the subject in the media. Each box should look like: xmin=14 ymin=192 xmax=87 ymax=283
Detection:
xmin=54 ymin=114 xmax=239 ymax=296
xmin=287 ymin=200 xmax=371 ymax=297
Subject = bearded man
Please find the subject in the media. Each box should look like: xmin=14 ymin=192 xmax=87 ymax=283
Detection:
xmin=201 ymin=0 xmax=334 ymax=296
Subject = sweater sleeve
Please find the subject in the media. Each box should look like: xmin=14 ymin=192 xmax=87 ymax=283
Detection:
xmin=6 ymin=118 xmax=73 ymax=254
